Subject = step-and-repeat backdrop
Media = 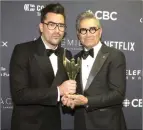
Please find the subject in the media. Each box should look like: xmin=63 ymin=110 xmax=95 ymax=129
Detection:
xmin=1 ymin=1 xmax=142 ymax=130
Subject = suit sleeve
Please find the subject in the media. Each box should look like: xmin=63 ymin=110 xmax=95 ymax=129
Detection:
xmin=86 ymin=51 xmax=126 ymax=110
xmin=10 ymin=44 xmax=58 ymax=106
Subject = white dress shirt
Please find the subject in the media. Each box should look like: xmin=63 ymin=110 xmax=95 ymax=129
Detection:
xmin=41 ymin=36 xmax=60 ymax=101
xmin=82 ymin=41 xmax=102 ymax=91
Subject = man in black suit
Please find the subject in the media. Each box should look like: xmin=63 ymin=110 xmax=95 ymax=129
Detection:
xmin=10 ymin=3 xmax=76 ymax=130
xmin=62 ymin=10 xmax=127 ymax=130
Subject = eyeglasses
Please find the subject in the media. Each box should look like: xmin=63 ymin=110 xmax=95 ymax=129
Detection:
xmin=78 ymin=27 xmax=100 ymax=35
xmin=42 ymin=21 xmax=66 ymax=32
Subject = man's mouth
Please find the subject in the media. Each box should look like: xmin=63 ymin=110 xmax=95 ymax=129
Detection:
xmin=86 ymin=38 xmax=93 ymax=40
xmin=53 ymin=36 xmax=61 ymax=38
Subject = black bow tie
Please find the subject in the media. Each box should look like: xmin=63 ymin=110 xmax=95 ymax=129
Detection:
xmin=82 ymin=48 xmax=94 ymax=59
xmin=46 ymin=48 xmax=59 ymax=56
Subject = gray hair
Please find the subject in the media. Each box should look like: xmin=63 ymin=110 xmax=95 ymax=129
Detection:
xmin=76 ymin=10 xmax=101 ymax=30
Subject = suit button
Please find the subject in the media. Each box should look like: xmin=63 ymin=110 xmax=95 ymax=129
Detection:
xmin=86 ymin=105 xmax=89 ymax=108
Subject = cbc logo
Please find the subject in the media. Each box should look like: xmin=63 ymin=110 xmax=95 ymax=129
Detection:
xmin=123 ymin=99 xmax=142 ymax=108
xmin=95 ymin=11 xmax=117 ymax=21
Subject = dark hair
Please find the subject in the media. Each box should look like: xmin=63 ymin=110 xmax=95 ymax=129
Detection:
xmin=40 ymin=3 xmax=65 ymax=22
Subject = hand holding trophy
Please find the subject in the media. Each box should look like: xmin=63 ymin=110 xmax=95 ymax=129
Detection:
xmin=61 ymin=49 xmax=81 ymax=108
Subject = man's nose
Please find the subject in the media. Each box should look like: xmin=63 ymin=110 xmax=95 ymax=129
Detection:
xmin=55 ymin=25 xmax=60 ymax=32
xmin=86 ymin=30 xmax=91 ymax=36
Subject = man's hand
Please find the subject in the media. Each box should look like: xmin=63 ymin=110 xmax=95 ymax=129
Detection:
xmin=61 ymin=95 xmax=75 ymax=109
xmin=58 ymin=80 xmax=77 ymax=96
xmin=61 ymin=94 xmax=88 ymax=109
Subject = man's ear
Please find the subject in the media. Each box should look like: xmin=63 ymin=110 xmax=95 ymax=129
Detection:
xmin=77 ymin=31 xmax=80 ymax=40
xmin=99 ymin=28 xmax=102 ymax=38
xmin=39 ymin=23 xmax=43 ymax=33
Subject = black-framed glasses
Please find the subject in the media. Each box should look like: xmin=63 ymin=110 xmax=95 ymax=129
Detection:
xmin=79 ymin=27 xmax=100 ymax=35
xmin=42 ymin=21 xmax=66 ymax=32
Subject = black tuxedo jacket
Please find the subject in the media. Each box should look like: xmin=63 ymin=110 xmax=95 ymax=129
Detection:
xmin=10 ymin=37 xmax=72 ymax=130
xmin=74 ymin=44 xmax=127 ymax=130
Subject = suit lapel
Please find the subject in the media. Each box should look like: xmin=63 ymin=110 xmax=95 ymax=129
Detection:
xmin=34 ymin=55 xmax=55 ymax=81
xmin=34 ymin=37 xmax=55 ymax=83
xmin=84 ymin=44 xmax=109 ymax=91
